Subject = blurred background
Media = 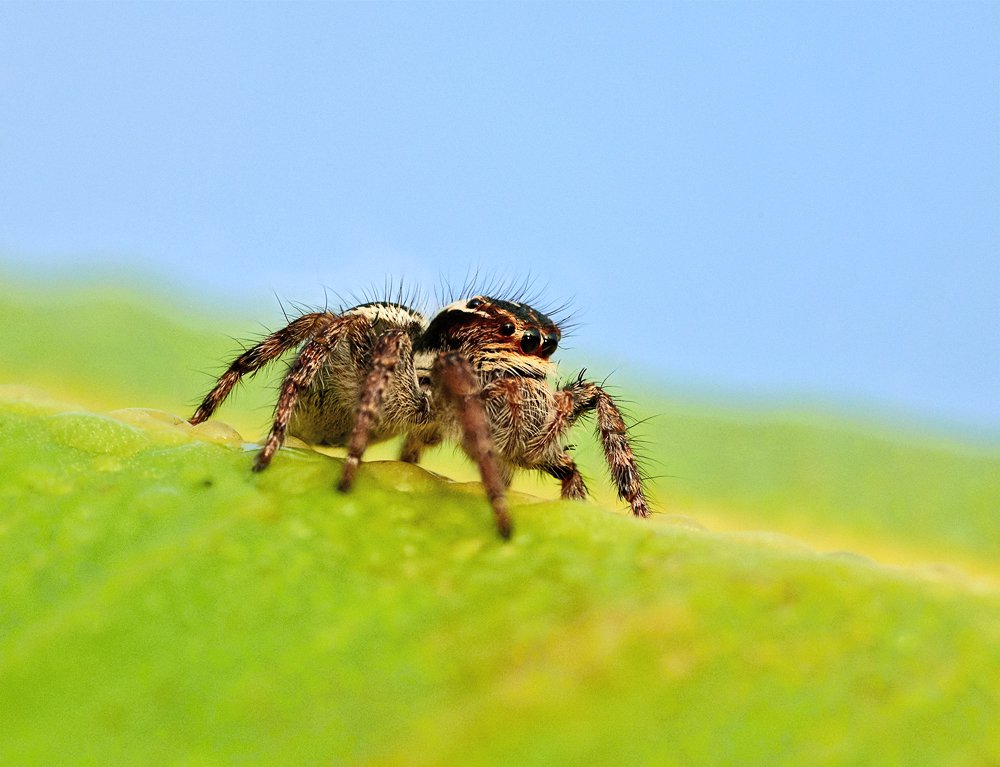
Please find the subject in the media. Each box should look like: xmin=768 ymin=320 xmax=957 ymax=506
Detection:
xmin=1 ymin=1 xmax=997 ymax=436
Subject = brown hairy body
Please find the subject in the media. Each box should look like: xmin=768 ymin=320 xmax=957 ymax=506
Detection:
xmin=190 ymin=294 xmax=649 ymax=538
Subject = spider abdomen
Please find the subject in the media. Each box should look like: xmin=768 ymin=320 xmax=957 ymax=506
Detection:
xmin=288 ymin=303 xmax=429 ymax=447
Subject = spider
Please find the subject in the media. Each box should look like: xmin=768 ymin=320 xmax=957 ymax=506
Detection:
xmin=189 ymin=292 xmax=650 ymax=538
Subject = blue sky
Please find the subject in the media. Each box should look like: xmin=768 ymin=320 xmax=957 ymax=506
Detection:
xmin=1 ymin=2 xmax=997 ymax=432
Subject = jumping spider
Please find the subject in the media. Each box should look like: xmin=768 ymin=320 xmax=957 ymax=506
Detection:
xmin=189 ymin=293 xmax=650 ymax=538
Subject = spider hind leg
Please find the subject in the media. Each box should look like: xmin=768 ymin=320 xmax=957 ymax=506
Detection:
xmin=252 ymin=314 xmax=362 ymax=472
xmin=337 ymin=328 xmax=412 ymax=491
xmin=190 ymin=312 xmax=335 ymax=426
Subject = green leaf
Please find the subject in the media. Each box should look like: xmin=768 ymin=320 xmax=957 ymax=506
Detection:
xmin=1 ymin=397 xmax=999 ymax=766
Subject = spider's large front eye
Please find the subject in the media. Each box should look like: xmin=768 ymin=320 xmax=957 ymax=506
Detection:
xmin=539 ymin=332 xmax=559 ymax=358
xmin=520 ymin=328 xmax=541 ymax=353
xmin=499 ymin=322 xmax=516 ymax=336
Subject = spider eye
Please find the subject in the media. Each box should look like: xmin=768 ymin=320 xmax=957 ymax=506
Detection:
xmin=467 ymin=298 xmax=483 ymax=309
xmin=499 ymin=322 xmax=516 ymax=336
xmin=520 ymin=328 xmax=541 ymax=353
xmin=539 ymin=332 xmax=559 ymax=357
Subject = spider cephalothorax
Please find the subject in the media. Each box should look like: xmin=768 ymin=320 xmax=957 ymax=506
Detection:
xmin=190 ymin=291 xmax=650 ymax=539
xmin=422 ymin=297 xmax=560 ymax=357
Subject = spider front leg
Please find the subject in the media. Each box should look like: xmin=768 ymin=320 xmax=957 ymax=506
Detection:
xmin=594 ymin=388 xmax=649 ymax=517
xmin=435 ymin=352 xmax=513 ymax=539
xmin=563 ymin=375 xmax=650 ymax=518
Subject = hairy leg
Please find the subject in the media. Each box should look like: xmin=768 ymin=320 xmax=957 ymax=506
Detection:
xmin=190 ymin=312 xmax=335 ymax=425
xmin=253 ymin=317 xmax=359 ymax=472
xmin=399 ymin=431 xmax=441 ymax=463
xmin=542 ymin=453 xmax=589 ymax=500
xmin=544 ymin=372 xmax=650 ymax=517
xmin=517 ymin=375 xmax=592 ymax=500
xmin=519 ymin=381 xmax=582 ymax=464
xmin=589 ymin=385 xmax=649 ymax=517
xmin=338 ymin=329 xmax=411 ymax=491
xmin=435 ymin=352 xmax=513 ymax=539
xmin=516 ymin=372 xmax=649 ymax=516
xmin=399 ymin=434 xmax=424 ymax=463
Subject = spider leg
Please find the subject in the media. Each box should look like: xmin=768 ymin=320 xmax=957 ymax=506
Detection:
xmin=543 ymin=372 xmax=649 ymax=517
xmin=190 ymin=312 xmax=334 ymax=425
xmin=489 ymin=381 xmax=590 ymax=502
xmin=399 ymin=434 xmax=424 ymax=463
xmin=337 ymin=329 xmax=411 ymax=491
xmin=541 ymin=454 xmax=589 ymax=500
xmin=253 ymin=316 xmax=360 ymax=472
xmin=579 ymin=381 xmax=650 ymax=518
xmin=523 ymin=388 xmax=578 ymax=459
xmin=435 ymin=351 xmax=513 ymax=539
xmin=399 ymin=431 xmax=441 ymax=464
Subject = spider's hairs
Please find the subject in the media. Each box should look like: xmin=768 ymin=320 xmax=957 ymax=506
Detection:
xmin=228 ymin=274 xmax=576 ymax=378
xmin=435 ymin=267 xmax=580 ymax=339
xmin=302 ymin=270 xmax=580 ymax=339
xmin=323 ymin=276 xmax=428 ymax=316
xmin=438 ymin=267 xmax=547 ymax=314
